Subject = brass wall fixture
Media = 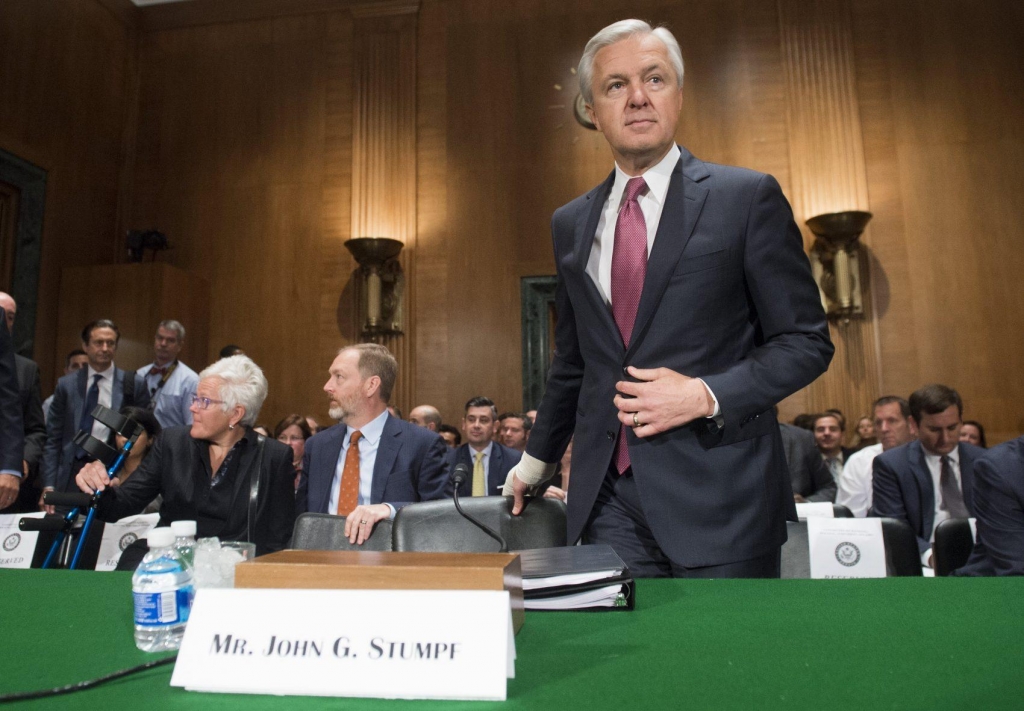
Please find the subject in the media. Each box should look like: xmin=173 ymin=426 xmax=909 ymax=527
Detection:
xmin=344 ymin=237 xmax=404 ymax=337
xmin=806 ymin=211 xmax=872 ymax=321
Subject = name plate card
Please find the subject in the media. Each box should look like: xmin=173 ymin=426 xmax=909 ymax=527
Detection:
xmin=807 ymin=517 xmax=886 ymax=579
xmin=171 ymin=588 xmax=515 ymax=701
xmin=795 ymin=502 xmax=834 ymax=520
xmin=96 ymin=513 xmax=159 ymax=571
xmin=0 ymin=513 xmax=44 ymax=569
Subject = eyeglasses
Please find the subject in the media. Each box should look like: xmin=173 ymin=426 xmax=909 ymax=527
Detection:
xmin=190 ymin=395 xmax=226 ymax=410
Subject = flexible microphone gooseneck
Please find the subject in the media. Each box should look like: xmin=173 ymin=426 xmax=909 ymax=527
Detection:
xmin=450 ymin=463 xmax=509 ymax=553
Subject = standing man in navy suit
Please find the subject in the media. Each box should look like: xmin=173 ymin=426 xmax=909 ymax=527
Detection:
xmin=505 ymin=20 xmax=833 ymax=577
xmin=447 ymin=397 xmax=522 ymax=498
xmin=40 ymin=319 xmax=149 ymax=510
xmin=871 ymin=384 xmax=985 ymax=569
xmin=0 ymin=308 xmax=25 ymax=512
xmin=295 ymin=344 xmax=448 ymax=545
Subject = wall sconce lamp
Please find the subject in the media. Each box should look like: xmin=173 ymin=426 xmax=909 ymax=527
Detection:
xmin=806 ymin=211 xmax=872 ymax=321
xmin=344 ymin=237 xmax=404 ymax=337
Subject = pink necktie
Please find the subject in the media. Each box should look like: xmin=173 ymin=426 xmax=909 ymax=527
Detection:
xmin=611 ymin=176 xmax=648 ymax=474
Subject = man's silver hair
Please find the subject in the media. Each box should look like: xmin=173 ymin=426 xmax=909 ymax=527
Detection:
xmin=578 ymin=19 xmax=685 ymax=105
xmin=199 ymin=355 xmax=268 ymax=427
xmin=158 ymin=319 xmax=186 ymax=341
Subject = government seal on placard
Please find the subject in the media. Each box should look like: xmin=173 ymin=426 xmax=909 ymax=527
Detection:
xmin=119 ymin=532 xmax=138 ymax=551
xmin=3 ymin=533 xmax=21 ymax=551
xmin=835 ymin=541 xmax=861 ymax=567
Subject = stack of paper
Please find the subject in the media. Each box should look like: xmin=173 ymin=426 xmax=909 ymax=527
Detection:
xmin=515 ymin=545 xmax=634 ymax=611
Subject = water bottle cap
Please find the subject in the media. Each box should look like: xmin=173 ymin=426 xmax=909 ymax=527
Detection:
xmin=147 ymin=528 xmax=175 ymax=548
xmin=171 ymin=520 xmax=197 ymax=537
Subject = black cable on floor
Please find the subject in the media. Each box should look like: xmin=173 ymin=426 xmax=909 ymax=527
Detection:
xmin=0 ymin=655 xmax=176 ymax=704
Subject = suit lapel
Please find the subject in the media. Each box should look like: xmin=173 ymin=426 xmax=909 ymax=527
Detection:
xmin=911 ymin=442 xmax=935 ymax=536
xmin=488 ymin=445 xmax=504 ymax=494
xmin=371 ymin=418 xmax=401 ymax=504
xmin=72 ymin=368 xmax=88 ymax=427
xmin=315 ymin=426 xmax=346 ymax=514
xmin=111 ymin=367 xmax=124 ymax=411
xmin=958 ymin=443 xmax=976 ymax=514
xmin=625 ymin=150 xmax=710 ymax=362
xmin=573 ymin=171 xmax=621 ymax=347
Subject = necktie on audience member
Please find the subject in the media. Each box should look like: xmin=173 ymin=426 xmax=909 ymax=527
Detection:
xmin=336 ymin=430 xmax=362 ymax=516
xmin=611 ymin=176 xmax=648 ymax=475
xmin=939 ymin=454 xmax=969 ymax=518
xmin=77 ymin=374 xmax=103 ymax=457
xmin=472 ymin=451 xmax=486 ymax=497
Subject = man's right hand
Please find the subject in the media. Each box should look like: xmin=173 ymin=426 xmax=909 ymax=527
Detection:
xmin=76 ymin=460 xmax=113 ymax=495
xmin=502 ymin=453 xmax=557 ymax=515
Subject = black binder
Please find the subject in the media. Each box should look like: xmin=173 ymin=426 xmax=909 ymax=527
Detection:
xmin=515 ymin=544 xmax=635 ymax=611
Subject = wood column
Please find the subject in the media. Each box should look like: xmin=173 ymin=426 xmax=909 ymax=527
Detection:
xmin=778 ymin=0 xmax=882 ymax=421
xmin=349 ymin=1 xmax=418 ymax=413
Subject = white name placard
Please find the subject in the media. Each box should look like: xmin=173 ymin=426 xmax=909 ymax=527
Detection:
xmin=796 ymin=502 xmax=835 ymax=520
xmin=171 ymin=588 xmax=515 ymax=701
xmin=96 ymin=513 xmax=159 ymax=571
xmin=807 ymin=517 xmax=886 ymax=579
xmin=0 ymin=513 xmax=44 ymax=569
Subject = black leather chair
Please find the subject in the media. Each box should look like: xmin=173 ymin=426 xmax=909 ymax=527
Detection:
xmin=780 ymin=517 xmax=923 ymax=578
xmin=290 ymin=512 xmax=393 ymax=552
xmin=933 ymin=518 xmax=974 ymax=576
xmin=392 ymin=496 xmax=567 ymax=553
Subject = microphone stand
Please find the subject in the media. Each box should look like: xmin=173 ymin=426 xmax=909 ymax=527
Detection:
xmin=450 ymin=465 xmax=508 ymax=553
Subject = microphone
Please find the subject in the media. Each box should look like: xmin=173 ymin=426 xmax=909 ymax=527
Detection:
xmin=449 ymin=463 xmax=509 ymax=553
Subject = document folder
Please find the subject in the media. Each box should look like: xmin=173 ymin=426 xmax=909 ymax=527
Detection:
xmin=516 ymin=544 xmax=635 ymax=611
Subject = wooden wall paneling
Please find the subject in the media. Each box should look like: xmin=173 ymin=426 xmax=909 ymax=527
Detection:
xmin=777 ymin=0 xmax=882 ymax=425
xmin=0 ymin=0 xmax=135 ymax=391
xmin=349 ymin=7 xmax=419 ymax=415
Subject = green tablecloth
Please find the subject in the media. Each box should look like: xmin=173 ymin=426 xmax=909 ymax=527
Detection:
xmin=1 ymin=569 xmax=1021 ymax=709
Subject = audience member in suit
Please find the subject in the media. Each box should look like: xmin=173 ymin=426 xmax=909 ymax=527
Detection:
xmin=813 ymin=413 xmax=855 ymax=484
xmin=0 ymin=294 xmax=47 ymax=512
xmin=295 ymin=344 xmax=448 ymax=545
xmin=448 ymin=396 xmax=522 ymax=498
xmin=779 ymin=422 xmax=836 ymax=503
xmin=954 ymin=435 xmax=1024 ymax=576
xmin=870 ymin=384 xmax=985 ymax=568
xmin=0 ymin=308 xmax=25 ymax=512
xmin=40 ymin=319 xmax=149 ymax=510
xmin=76 ymin=356 xmax=295 ymax=569
xmin=959 ymin=420 xmax=986 ymax=449
xmin=43 ymin=349 xmax=88 ymax=424
xmin=438 ymin=423 xmax=460 ymax=449
xmin=836 ymin=396 xmax=917 ymax=517
xmin=408 ymin=404 xmax=442 ymax=432
xmin=498 ymin=412 xmax=532 ymax=453
xmin=137 ymin=319 xmax=200 ymax=428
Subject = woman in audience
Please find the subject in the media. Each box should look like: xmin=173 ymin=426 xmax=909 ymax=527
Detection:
xmin=274 ymin=413 xmax=313 ymax=491
xmin=850 ymin=415 xmax=877 ymax=451
xmin=960 ymin=420 xmax=987 ymax=448
xmin=75 ymin=355 xmax=295 ymax=569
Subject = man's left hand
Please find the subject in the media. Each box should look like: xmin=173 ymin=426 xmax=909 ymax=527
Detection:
xmin=0 ymin=474 xmax=19 ymax=510
xmin=343 ymin=504 xmax=391 ymax=545
xmin=614 ymin=366 xmax=714 ymax=438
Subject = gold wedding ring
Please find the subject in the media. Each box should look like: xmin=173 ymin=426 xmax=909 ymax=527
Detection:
xmin=633 ymin=413 xmax=641 ymax=428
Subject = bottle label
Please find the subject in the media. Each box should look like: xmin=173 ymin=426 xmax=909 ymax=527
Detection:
xmin=134 ymin=585 xmax=195 ymax=626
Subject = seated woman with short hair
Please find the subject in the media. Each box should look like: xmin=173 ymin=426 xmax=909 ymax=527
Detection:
xmin=76 ymin=356 xmax=296 ymax=569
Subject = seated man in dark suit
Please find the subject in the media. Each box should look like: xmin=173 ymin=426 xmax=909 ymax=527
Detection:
xmin=447 ymin=396 xmax=522 ymax=498
xmin=954 ymin=435 xmax=1024 ymax=576
xmin=295 ymin=344 xmax=448 ymax=545
xmin=40 ymin=319 xmax=149 ymax=511
xmin=813 ymin=412 xmax=855 ymax=484
xmin=779 ymin=421 xmax=835 ymax=503
xmin=870 ymin=384 xmax=985 ymax=569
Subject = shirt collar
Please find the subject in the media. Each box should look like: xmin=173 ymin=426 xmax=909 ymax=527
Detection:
xmin=347 ymin=409 xmax=389 ymax=446
xmin=87 ymin=364 xmax=115 ymax=382
xmin=924 ymin=445 xmax=959 ymax=466
xmin=610 ymin=144 xmax=680 ymax=210
xmin=470 ymin=440 xmax=494 ymax=459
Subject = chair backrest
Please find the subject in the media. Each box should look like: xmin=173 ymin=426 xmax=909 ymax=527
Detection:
xmin=780 ymin=518 xmax=923 ymax=578
xmin=392 ymin=496 xmax=567 ymax=552
xmin=933 ymin=518 xmax=974 ymax=576
xmin=290 ymin=513 xmax=393 ymax=552
xmin=832 ymin=504 xmax=854 ymax=518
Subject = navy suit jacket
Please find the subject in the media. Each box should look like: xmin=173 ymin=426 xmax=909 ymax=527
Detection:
xmin=870 ymin=439 xmax=984 ymax=555
xmin=955 ymin=436 xmax=1024 ymax=576
xmin=15 ymin=355 xmax=46 ymax=473
xmin=446 ymin=442 xmax=522 ymax=498
xmin=0 ymin=313 xmax=23 ymax=474
xmin=525 ymin=146 xmax=834 ymax=568
xmin=41 ymin=365 xmax=149 ymax=492
xmin=297 ymin=414 xmax=449 ymax=515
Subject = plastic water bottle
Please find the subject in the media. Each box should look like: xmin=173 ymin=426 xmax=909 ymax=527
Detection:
xmin=132 ymin=527 xmax=195 ymax=652
xmin=171 ymin=520 xmax=197 ymax=568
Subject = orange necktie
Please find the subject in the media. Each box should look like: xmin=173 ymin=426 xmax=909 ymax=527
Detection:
xmin=336 ymin=430 xmax=362 ymax=516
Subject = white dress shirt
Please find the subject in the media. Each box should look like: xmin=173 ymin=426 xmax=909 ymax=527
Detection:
xmin=328 ymin=410 xmax=396 ymax=519
xmin=139 ymin=360 xmax=199 ymax=428
xmin=835 ymin=443 xmax=883 ymax=517
xmin=86 ymin=365 xmax=115 ymax=442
